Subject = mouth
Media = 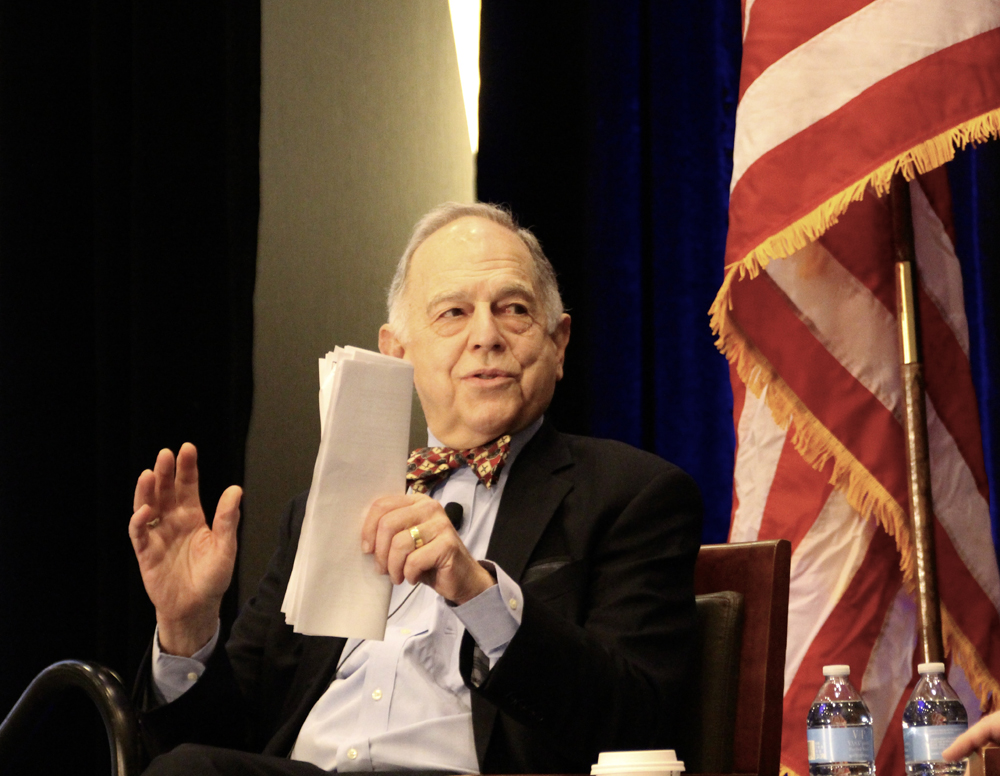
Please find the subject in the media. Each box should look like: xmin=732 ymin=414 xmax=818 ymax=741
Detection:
xmin=464 ymin=368 xmax=516 ymax=383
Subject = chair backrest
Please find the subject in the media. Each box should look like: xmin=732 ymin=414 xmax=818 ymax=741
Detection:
xmin=692 ymin=540 xmax=791 ymax=776
xmin=689 ymin=590 xmax=745 ymax=773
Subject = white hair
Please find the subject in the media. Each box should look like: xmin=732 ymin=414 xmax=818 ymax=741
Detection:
xmin=386 ymin=202 xmax=565 ymax=339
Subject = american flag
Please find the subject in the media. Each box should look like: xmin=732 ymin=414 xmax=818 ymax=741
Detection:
xmin=712 ymin=2 xmax=1000 ymax=775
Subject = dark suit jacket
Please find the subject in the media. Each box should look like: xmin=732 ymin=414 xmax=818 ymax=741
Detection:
xmin=137 ymin=421 xmax=703 ymax=773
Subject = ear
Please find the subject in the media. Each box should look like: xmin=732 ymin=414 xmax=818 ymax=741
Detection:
xmin=551 ymin=314 xmax=571 ymax=381
xmin=379 ymin=324 xmax=406 ymax=358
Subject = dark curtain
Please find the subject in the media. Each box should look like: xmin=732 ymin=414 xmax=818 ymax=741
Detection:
xmin=479 ymin=2 xmax=1000 ymax=554
xmin=479 ymin=1 xmax=742 ymax=542
xmin=950 ymin=142 xmax=1000 ymax=557
xmin=0 ymin=3 xmax=259 ymax=773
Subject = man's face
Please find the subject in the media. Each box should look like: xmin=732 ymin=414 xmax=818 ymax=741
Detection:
xmin=379 ymin=216 xmax=571 ymax=450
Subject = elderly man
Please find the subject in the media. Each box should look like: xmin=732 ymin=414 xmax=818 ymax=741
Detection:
xmin=130 ymin=203 xmax=702 ymax=775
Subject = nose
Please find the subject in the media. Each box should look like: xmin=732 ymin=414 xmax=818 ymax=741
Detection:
xmin=468 ymin=305 xmax=505 ymax=352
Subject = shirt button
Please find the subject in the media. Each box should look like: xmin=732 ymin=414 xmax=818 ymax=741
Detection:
xmin=508 ymin=597 xmax=518 ymax=610
xmin=372 ymin=688 xmax=383 ymax=701
xmin=186 ymin=672 xmax=198 ymax=682
xmin=400 ymin=628 xmax=411 ymax=635
xmin=347 ymin=748 xmax=358 ymax=760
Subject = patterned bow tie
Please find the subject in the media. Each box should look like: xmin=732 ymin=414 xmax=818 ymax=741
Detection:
xmin=407 ymin=435 xmax=512 ymax=494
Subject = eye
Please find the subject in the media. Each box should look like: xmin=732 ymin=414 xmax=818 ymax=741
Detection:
xmin=502 ymin=302 xmax=529 ymax=315
xmin=439 ymin=307 xmax=465 ymax=319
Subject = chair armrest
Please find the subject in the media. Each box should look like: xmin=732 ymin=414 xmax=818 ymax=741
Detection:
xmin=0 ymin=659 xmax=141 ymax=776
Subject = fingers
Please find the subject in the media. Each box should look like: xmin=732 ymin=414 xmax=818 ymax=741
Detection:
xmin=133 ymin=468 xmax=156 ymax=513
xmin=365 ymin=496 xmax=443 ymax=573
xmin=128 ymin=504 xmax=156 ymax=554
xmin=152 ymin=447 xmax=178 ymax=513
xmin=385 ymin=520 xmax=447 ymax=583
xmin=943 ymin=711 xmax=1000 ymax=761
xmin=174 ymin=442 xmax=202 ymax=507
xmin=361 ymin=493 xmax=424 ymax=553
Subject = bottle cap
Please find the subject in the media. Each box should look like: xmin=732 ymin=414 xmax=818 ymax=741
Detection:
xmin=918 ymin=662 xmax=946 ymax=674
xmin=822 ymin=665 xmax=850 ymax=676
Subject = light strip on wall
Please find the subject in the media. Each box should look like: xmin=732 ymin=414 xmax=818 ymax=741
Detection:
xmin=448 ymin=0 xmax=481 ymax=155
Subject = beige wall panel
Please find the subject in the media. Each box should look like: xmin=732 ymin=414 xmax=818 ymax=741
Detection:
xmin=243 ymin=0 xmax=474 ymax=601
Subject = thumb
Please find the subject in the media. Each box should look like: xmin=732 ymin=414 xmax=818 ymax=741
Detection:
xmin=212 ymin=485 xmax=243 ymax=547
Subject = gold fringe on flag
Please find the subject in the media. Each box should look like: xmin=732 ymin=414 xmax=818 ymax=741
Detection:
xmin=712 ymin=107 xmax=1000 ymax=713
xmin=720 ymin=317 xmax=918 ymax=585
xmin=942 ymin=605 xmax=1000 ymax=713
xmin=709 ymin=107 xmax=1000 ymax=331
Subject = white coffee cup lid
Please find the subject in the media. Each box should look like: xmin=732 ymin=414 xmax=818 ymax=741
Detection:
xmin=592 ymin=750 xmax=685 ymax=775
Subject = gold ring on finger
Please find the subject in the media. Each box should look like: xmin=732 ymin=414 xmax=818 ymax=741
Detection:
xmin=409 ymin=526 xmax=424 ymax=549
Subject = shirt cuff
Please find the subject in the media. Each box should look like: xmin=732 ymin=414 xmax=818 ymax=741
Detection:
xmin=150 ymin=621 xmax=220 ymax=705
xmin=452 ymin=561 xmax=523 ymax=667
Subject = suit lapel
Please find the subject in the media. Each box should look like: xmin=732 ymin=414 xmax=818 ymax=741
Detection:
xmin=265 ymin=635 xmax=345 ymax=756
xmin=474 ymin=421 xmax=574 ymax=766
xmin=486 ymin=421 xmax=573 ymax=579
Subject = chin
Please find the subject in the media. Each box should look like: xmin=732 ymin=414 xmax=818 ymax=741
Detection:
xmin=465 ymin=413 xmax=521 ymax=444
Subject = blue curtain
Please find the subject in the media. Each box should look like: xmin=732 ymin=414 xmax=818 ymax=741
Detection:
xmin=950 ymin=142 xmax=1000 ymax=560
xmin=479 ymin=2 xmax=999 ymax=554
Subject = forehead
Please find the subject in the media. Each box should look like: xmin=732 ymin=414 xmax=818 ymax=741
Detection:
xmin=406 ymin=216 xmax=536 ymax=300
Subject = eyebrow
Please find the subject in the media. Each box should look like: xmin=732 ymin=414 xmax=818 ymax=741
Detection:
xmin=425 ymin=283 xmax=538 ymax=313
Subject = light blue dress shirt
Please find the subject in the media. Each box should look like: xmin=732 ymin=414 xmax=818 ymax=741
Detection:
xmin=152 ymin=417 xmax=540 ymax=772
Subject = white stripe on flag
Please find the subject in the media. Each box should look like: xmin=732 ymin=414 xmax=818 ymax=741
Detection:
xmin=730 ymin=386 xmax=787 ymax=543
xmin=861 ymin=584 xmax=917 ymax=750
xmin=732 ymin=0 xmax=1000 ymax=190
xmin=743 ymin=0 xmax=758 ymax=41
xmin=948 ymin=661 xmax=986 ymax=727
xmin=765 ymin=240 xmax=901 ymax=417
xmin=785 ymin=488 xmax=875 ymax=692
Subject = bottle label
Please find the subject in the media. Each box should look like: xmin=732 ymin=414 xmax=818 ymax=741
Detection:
xmin=807 ymin=727 xmax=875 ymax=764
xmin=904 ymin=725 xmax=967 ymax=763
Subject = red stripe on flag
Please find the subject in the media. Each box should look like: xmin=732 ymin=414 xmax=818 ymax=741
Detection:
xmin=817 ymin=194 xmax=896 ymax=313
xmin=781 ymin=528 xmax=903 ymax=776
xmin=739 ymin=0 xmax=878 ymax=99
xmin=919 ymin=284 xmax=991 ymax=499
xmin=727 ymin=28 xmax=1000 ymax=268
xmin=875 ymin=674 xmax=919 ymax=776
xmin=757 ymin=439 xmax=835 ymax=553
xmin=730 ymin=273 xmax=909 ymax=511
xmin=729 ymin=364 xmax=748 ymax=528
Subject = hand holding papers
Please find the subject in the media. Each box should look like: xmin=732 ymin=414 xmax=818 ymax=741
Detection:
xmin=280 ymin=346 xmax=414 ymax=639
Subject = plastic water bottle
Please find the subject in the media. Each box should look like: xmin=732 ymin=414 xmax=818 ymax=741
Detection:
xmin=807 ymin=665 xmax=876 ymax=776
xmin=902 ymin=662 xmax=968 ymax=776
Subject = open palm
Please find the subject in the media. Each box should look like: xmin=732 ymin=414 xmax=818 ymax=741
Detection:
xmin=129 ymin=443 xmax=241 ymax=656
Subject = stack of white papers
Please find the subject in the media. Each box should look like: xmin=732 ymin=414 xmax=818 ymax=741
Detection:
xmin=280 ymin=346 xmax=414 ymax=639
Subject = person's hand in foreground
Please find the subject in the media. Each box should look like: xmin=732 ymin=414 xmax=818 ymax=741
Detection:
xmin=943 ymin=710 xmax=1000 ymax=761
xmin=361 ymin=493 xmax=495 ymax=605
xmin=129 ymin=442 xmax=242 ymax=657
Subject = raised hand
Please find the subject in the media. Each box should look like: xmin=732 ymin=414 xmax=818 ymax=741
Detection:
xmin=361 ymin=493 xmax=494 ymax=606
xmin=129 ymin=443 xmax=242 ymax=657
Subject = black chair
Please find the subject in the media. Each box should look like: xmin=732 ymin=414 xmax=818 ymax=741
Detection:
xmin=0 ymin=659 xmax=141 ymax=776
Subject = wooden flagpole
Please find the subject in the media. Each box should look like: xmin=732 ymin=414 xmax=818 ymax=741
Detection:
xmin=890 ymin=171 xmax=944 ymax=664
